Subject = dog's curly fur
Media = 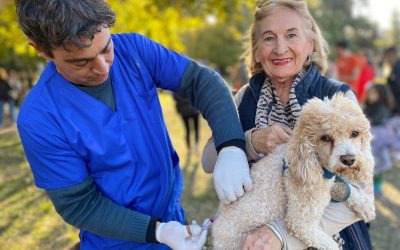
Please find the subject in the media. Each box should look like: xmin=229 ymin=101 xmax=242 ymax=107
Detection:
xmin=212 ymin=94 xmax=375 ymax=250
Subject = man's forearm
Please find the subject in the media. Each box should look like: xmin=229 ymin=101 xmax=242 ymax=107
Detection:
xmin=46 ymin=177 xmax=158 ymax=243
xmin=177 ymin=60 xmax=245 ymax=148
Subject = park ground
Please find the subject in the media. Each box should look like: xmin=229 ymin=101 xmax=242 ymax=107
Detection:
xmin=0 ymin=92 xmax=399 ymax=249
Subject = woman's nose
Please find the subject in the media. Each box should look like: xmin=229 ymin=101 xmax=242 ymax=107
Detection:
xmin=274 ymin=37 xmax=288 ymax=55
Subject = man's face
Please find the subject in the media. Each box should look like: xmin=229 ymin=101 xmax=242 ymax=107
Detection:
xmin=40 ymin=27 xmax=114 ymax=86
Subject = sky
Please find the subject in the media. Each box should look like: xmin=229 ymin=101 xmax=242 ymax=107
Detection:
xmin=355 ymin=0 xmax=400 ymax=30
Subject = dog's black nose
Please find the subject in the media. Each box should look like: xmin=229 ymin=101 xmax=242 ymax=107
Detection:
xmin=340 ymin=154 xmax=355 ymax=166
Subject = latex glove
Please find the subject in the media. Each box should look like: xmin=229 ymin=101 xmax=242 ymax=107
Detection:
xmin=213 ymin=146 xmax=253 ymax=204
xmin=156 ymin=220 xmax=208 ymax=250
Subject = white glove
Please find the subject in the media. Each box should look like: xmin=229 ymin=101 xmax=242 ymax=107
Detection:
xmin=156 ymin=220 xmax=208 ymax=250
xmin=213 ymin=146 xmax=253 ymax=204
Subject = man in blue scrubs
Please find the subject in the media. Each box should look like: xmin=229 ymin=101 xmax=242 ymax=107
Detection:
xmin=16 ymin=0 xmax=253 ymax=249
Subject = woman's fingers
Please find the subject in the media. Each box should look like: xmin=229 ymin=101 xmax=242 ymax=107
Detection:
xmin=252 ymin=125 xmax=292 ymax=154
xmin=271 ymin=125 xmax=291 ymax=145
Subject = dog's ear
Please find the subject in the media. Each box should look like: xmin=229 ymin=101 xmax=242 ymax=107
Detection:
xmin=285 ymin=101 xmax=324 ymax=185
xmin=286 ymin=133 xmax=323 ymax=185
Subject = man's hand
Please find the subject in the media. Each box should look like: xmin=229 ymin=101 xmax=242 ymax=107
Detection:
xmin=213 ymin=146 xmax=253 ymax=204
xmin=252 ymin=125 xmax=292 ymax=154
xmin=156 ymin=220 xmax=208 ymax=250
xmin=242 ymin=226 xmax=282 ymax=250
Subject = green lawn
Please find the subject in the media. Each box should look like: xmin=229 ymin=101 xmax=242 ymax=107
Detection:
xmin=0 ymin=92 xmax=399 ymax=249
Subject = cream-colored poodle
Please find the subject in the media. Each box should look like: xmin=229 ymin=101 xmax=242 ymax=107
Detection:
xmin=212 ymin=94 xmax=375 ymax=250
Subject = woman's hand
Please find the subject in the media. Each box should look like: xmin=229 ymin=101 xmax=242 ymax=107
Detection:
xmin=242 ymin=226 xmax=282 ymax=250
xmin=252 ymin=125 xmax=292 ymax=154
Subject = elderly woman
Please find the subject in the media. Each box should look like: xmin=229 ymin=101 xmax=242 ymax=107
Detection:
xmin=202 ymin=0 xmax=373 ymax=249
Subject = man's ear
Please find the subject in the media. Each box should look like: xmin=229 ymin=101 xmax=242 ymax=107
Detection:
xmin=28 ymin=39 xmax=52 ymax=61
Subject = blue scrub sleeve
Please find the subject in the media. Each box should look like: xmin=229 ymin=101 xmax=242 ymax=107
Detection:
xmin=125 ymin=33 xmax=189 ymax=91
xmin=116 ymin=34 xmax=244 ymax=149
xmin=177 ymin=60 xmax=245 ymax=150
xmin=18 ymin=115 xmax=88 ymax=189
xmin=46 ymin=176 xmax=158 ymax=243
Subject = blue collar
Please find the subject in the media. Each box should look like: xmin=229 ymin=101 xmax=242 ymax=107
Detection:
xmin=322 ymin=167 xmax=336 ymax=179
xmin=282 ymin=160 xmax=336 ymax=180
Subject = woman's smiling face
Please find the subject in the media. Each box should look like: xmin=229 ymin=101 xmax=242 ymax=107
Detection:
xmin=255 ymin=6 xmax=313 ymax=85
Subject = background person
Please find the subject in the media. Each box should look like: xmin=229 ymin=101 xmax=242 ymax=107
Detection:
xmin=15 ymin=0 xmax=253 ymax=249
xmin=0 ymin=68 xmax=16 ymax=128
xmin=335 ymin=40 xmax=364 ymax=99
xmin=384 ymin=46 xmax=400 ymax=115
xmin=363 ymin=84 xmax=393 ymax=196
xmin=173 ymin=93 xmax=201 ymax=158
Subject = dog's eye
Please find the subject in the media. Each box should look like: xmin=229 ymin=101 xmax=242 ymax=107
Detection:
xmin=320 ymin=135 xmax=331 ymax=142
xmin=351 ymin=131 xmax=359 ymax=138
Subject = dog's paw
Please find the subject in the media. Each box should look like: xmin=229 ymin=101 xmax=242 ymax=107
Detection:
xmin=347 ymin=198 xmax=376 ymax=222
xmin=355 ymin=206 xmax=376 ymax=222
xmin=346 ymin=186 xmax=376 ymax=222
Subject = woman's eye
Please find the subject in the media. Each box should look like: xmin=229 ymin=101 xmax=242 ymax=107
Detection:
xmin=320 ymin=135 xmax=331 ymax=142
xmin=264 ymin=36 xmax=274 ymax=42
xmin=350 ymin=131 xmax=359 ymax=138
xmin=288 ymin=33 xmax=297 ymax=38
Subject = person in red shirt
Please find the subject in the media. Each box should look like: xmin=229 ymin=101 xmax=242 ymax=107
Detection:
xmin=357 ymin=56 xmax=375 ymax=101
xmin=335 ymin=41 xmax=363 ymax=98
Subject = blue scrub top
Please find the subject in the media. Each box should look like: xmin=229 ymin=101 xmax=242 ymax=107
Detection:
xmin=18 ymin=33 xmax=189 ymax=249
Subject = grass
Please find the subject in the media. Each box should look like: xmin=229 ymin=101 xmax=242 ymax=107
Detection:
xmin=0 ymin=91 xmax=399 ymax=249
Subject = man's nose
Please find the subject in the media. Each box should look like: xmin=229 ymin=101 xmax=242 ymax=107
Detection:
xmin=92 ymin=56 xmax=109 ymax=75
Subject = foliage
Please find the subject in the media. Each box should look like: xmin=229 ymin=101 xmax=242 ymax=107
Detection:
xmin=0 ymin=0 xmax=396 ymax=72
xmin=0 ymin=2 xmax=41 ymax=71
xmin=309 ymin=0 xmax=378 ymax=52
xmin=107 ymin=0 xmax=202 ymax=53
xmin=389 ymin=10 xmax=400 ymax=46
xmin=181 ymin=1 xmax=254 ymax=73
xmin=0 ymin=0 xmax=254 ymax=71
xmin=110 ymin=0 xmax=255 ymax=71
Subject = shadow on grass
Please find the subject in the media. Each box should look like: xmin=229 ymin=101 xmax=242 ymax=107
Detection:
xmin=0 ymin=170 xmax=33 ymax=202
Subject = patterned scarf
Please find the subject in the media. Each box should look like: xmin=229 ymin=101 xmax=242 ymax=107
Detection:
xmin=255 ymin=70 xmax=305 ymax=129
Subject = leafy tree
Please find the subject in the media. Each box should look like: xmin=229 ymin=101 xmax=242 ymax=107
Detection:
xmin=181 ymin=1 xmax=254 ymax=73
xmin=309 ymin=0 xmax=378 ymax=52
xmin=0 ymin=0 xmax=384 ymax=73
xmin=0 ymin=2 xmax=40 ymax=71
xmin=389 ymin=9 xmax=400 ymax=46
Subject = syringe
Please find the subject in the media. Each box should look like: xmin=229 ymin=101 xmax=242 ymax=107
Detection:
xmin=201 ymin=211 xmax=221 ymax=231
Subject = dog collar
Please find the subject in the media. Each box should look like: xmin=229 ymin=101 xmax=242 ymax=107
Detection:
xmin=322 ymin=168 xmax=336 ymax=179
xmin=282 ymin=160 xmax=336 ymax=180
xmin=282 ymin=161 xmax=350 ymax=202
xmin=282 ymin=159 xmax=288 ymax=175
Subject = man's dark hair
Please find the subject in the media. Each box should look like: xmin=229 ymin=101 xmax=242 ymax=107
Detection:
xmin=16 ymin=0 xmax=116 ymax=57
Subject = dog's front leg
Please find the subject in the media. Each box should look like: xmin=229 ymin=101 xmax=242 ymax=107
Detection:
xmin=345 ymin=183 xmax=376 ymax=222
